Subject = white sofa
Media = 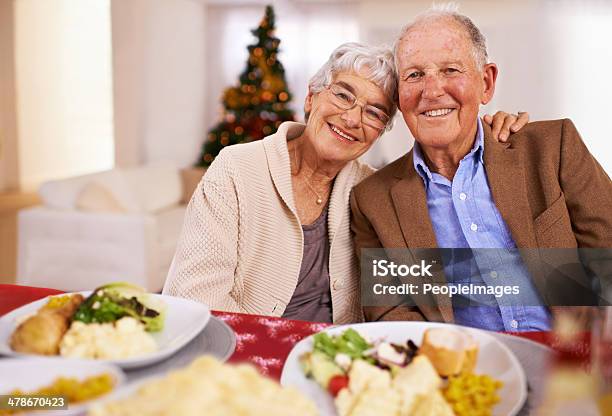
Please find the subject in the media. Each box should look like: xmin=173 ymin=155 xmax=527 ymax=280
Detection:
xmin=17 ymin=164 xmax=192 ymax=292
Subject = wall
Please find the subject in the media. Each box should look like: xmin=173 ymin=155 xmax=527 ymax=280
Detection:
xmin=112 ymin=0 xmax=207 ymax=168
xmin=111 ymin=0 xmax=149 ymax=168
xmin=0 ymin=0 xmax=19 ymax=192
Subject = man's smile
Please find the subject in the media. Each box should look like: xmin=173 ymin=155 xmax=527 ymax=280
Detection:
xmin=419 ymin=108 xmax=457 ymax=119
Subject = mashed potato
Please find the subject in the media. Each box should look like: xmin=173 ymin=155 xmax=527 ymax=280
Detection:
xmin=335 ymin=357 xmax=453 ymax=416
xmin=88 ymin=356 xmax=318 ymax=416
xmin=60 ymin=317 xmax=157 ymax=359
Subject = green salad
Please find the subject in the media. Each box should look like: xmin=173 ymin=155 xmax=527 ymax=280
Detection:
xmin=301 ymin=329 xmax=375 ymax=394
xmin=313 ymin=328 xmax=372 ymax=360
xmin=73 ymin=282 xmax=166 ymax=332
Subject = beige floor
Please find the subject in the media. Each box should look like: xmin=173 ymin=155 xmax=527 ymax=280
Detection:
xmin=0 ymin=192 xmax=40 ymax=284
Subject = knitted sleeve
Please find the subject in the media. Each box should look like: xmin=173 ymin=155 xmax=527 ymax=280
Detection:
xmin=163 ymin=148 xmax=243 ymax=312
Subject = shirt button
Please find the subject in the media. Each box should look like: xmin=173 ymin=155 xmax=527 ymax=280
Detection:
xmin=470 ymin=223 xmax=478 ymax=232
xmin=332 ymin=279 xmax=343 ymax=290
xmin=459 ymin=192 xmax=467 ymax=201
xmin=510 ymin=319 xmax=519 ymax=329
xmin=490 ymin=271 xmax=498 ymax=278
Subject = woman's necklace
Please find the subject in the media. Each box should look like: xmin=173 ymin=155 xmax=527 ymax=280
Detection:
xmin=291 ymin=147 xmax=326 ymax=205
xmin=305 ymin=180 xmax=324 ymax=205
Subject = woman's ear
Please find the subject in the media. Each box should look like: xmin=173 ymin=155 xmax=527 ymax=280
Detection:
xmin=304 ymin=91 xmax=313 ymax=113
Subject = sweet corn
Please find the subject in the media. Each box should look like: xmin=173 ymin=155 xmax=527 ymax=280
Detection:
xmin=443 ymin=373 xmax=502 ymax=416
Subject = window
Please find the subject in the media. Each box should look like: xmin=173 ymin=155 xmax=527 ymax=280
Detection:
xmin=15 ymin=0 xmax=114 ymax=189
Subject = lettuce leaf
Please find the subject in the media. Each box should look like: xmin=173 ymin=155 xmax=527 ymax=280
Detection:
xmin=313 ymin=329 xmax=372 ymax=360
xmin=73 ymin=282 xmax=166 ymax=332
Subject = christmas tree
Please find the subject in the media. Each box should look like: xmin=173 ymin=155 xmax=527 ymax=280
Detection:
xmin=197 ymin=5 xmax=295 ymax=167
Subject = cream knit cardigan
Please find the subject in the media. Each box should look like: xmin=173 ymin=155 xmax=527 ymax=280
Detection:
xmin=163 ymin=122 xmax=374 ymax=323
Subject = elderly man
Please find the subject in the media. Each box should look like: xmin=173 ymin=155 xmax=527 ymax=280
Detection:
xmin=351 ymin=7 xmax=612 ymax=331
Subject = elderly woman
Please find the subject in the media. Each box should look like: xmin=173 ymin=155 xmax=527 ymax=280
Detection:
xmin=163 ymin=43 xmax=528 ymax=323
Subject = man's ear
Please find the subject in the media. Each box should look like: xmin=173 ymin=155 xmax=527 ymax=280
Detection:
xmin=481 ymin=63 xmax=498 ymax=105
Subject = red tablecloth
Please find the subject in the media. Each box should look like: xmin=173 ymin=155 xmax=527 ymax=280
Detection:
xmin=0 ymin=284 xmax=582 ymax=381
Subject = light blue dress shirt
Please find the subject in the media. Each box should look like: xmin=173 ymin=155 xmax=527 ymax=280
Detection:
xmin=412 ymin=119 xmax=550 ymax=332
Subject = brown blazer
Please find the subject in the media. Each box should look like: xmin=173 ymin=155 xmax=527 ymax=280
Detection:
xmin=351 ymin=119 xmax=612 ymax=322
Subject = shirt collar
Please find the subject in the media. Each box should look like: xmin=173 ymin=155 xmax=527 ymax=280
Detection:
xmin=412 ymin=118 xmax=485 ymax=185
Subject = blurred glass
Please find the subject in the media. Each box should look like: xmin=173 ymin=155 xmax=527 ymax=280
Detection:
xmin=537 ymin=308 xmax=600 ymax=416
xmin=593 ymin=306 xmax=612 ymax=415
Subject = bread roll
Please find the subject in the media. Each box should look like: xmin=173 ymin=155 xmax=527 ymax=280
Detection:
xmin=418 ymin=328 xmax=478 ymax=377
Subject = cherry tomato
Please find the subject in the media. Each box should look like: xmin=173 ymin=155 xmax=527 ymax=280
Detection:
xmin=328 ymin=375 xmax=349 ymax=397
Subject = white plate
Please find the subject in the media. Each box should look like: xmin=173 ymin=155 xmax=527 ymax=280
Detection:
xmin=87 ymin=376 xmax=153 ymax=413
xmin=0 ymin=292 xmax=210 ymax=369
xmin=0 ymin=358 xmax=125 ymax=415
xmin=280 ymin=321 xmax=528 ymax=416
xmin=124 ymin=316 xmax=237 ymax=382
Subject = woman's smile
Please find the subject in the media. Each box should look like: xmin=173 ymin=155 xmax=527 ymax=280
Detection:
xmin=327 ymin=123 xmax=359 ymax=143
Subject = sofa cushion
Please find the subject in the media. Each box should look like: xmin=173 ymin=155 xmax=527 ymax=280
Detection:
xmin=75 ymin=181 xmax=129 ymax=213
xmin=123 ymin=163 xmax=182 ymax=213
xmin=38 ymin=172 xmax=100 ymax=210
xmin=39 ymin=170 xmax=140 ymax=212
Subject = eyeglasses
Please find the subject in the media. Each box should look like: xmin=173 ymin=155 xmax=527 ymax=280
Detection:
xmin=326 ymin=83 xmax=390 ymax=130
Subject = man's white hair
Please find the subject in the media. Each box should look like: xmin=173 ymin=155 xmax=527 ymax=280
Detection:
xmin=307 ymin=42 xmax=398 ymax=131
xmin=393 ymin=2 xmax=489 ymax=72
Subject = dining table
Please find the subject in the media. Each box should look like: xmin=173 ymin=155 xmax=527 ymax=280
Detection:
xmin=0 ymin=283 xmax=574 ymax=379
xmin=0 ymin=284 xmax=597 ymax=415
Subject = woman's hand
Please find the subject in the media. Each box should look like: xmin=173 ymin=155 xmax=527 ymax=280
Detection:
xmin=482 ymin=111 xmax=529 ymax=142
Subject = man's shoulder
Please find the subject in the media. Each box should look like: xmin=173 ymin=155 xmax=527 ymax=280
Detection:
xmin=508 ymin=118 xmax=575 ymax=146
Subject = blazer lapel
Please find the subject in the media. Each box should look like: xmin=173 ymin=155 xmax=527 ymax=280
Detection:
xmin=482 ymin=124 xmax=538 ymax=248
xmin=390 ymin=152 xmax=454 ymax=323
xmin=390 ymin=154 xmax=438 ymax=249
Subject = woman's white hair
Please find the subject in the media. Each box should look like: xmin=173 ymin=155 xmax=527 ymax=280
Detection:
xmin=306 ymin=42 xmax=398 ymax=131
xmin=393 ymin=2 xmax=489 ymax=71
